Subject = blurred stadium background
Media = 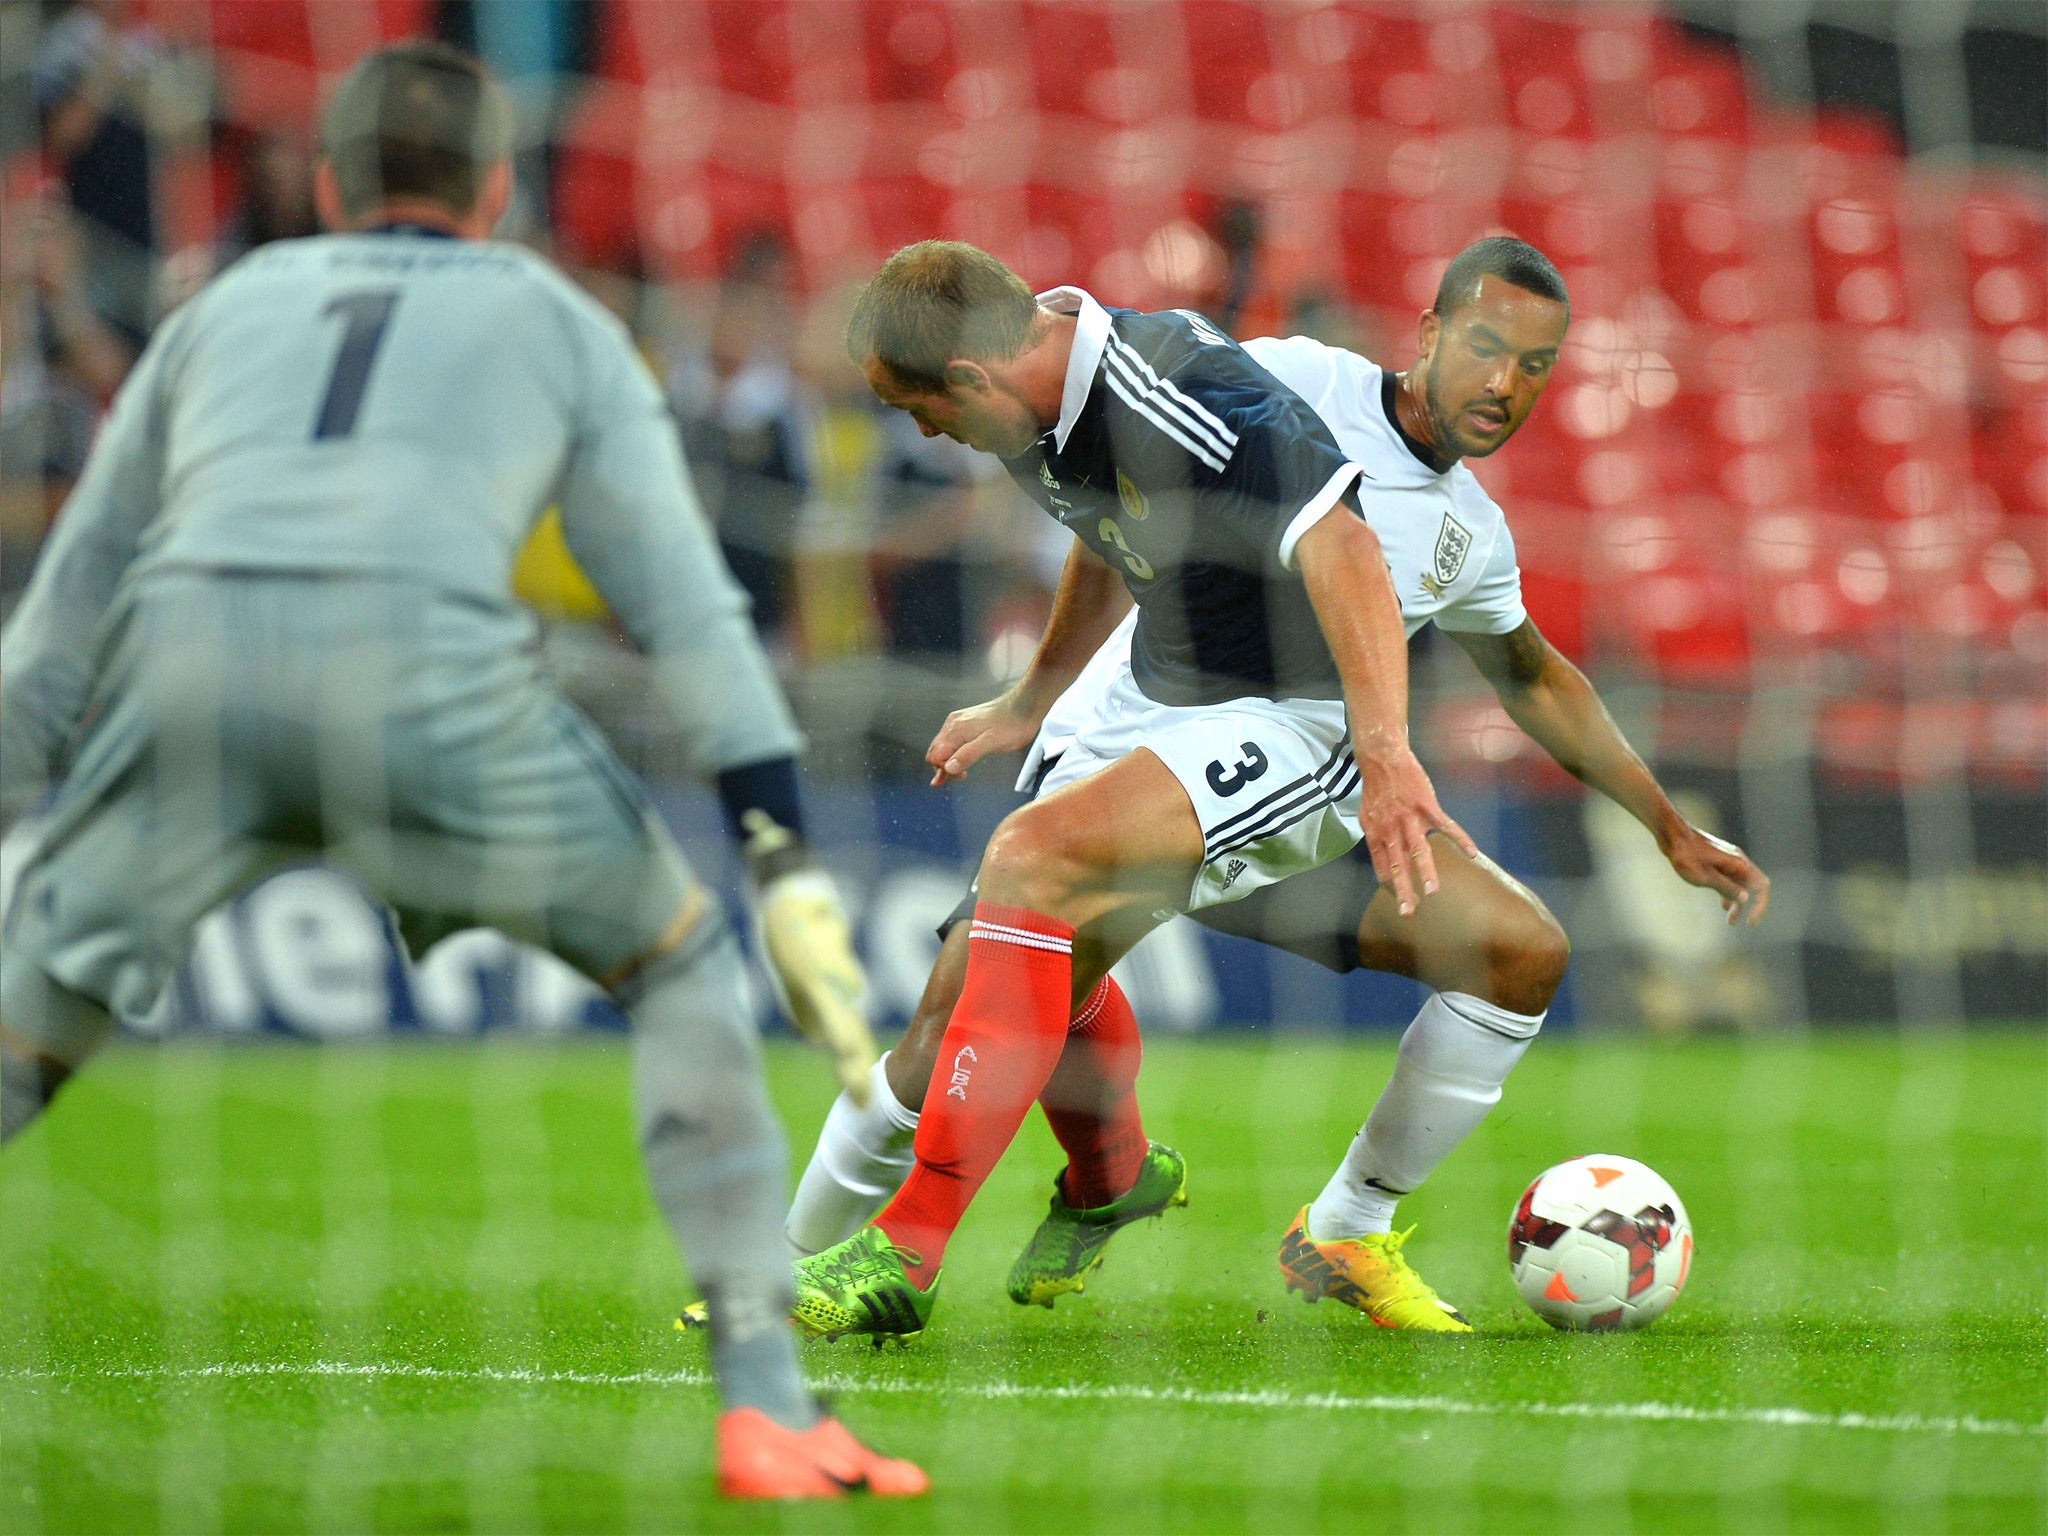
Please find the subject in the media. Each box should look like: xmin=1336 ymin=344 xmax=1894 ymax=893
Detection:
xmin=1 ymin=0 xmax=2042 ymax=1036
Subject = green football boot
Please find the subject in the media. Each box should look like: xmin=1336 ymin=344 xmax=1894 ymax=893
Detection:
xmin=1006 ymin=1141 xmax=1189 ymax=1308
xmin=789 ymin=1226 xmax=939 ymax=1346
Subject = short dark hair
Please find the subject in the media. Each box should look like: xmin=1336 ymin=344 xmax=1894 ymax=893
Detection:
xmin=1433 ymin=235 xmax=1569 ymax=318
xmin=846 ymin=241 xmax=1041 ymax=392
xmin=321 ymin=42 xmax=512 ymax=219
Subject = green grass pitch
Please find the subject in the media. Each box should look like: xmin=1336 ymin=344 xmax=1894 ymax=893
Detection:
xmin=3 ymin=1031 xmax=2044 ymax=1534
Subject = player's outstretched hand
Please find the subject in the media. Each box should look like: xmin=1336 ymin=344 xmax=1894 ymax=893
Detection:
xmin=926 ymin=691 xmax=1044 ymax=787
xmin=1666 ymin=826 xmax=1772 ymax=927
xmin=1355 ymin=743 xmax=1480 ymax=917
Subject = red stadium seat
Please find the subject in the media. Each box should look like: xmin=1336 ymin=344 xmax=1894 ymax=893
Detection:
xmin=1746 ymin=514 xmax=1910 ymax=659
xmin=1808 ymin=188 xmax=1909 ymax=327
xmin=1651 ymin=191 xmax=1806 ymax=326
xmin=1488 ymin=6 xmax=1596 ymax=141
xmin=634 ymin=165 xmax=795 ymax=283
xmin=1645 ymin=21 xmax=1748 ymax=140
xmin=862 ymin=0 xmax=961 ymax=105
xmin=140 ymin=0 xmax=433 ymax=127
xmin=1179 ymin=1 xmax=1277 ymax=126
xmin=855 ymin=174 xmax=954 ymax=259
xmin=1975 ymin=395 xmax=2048 ymax=522
xmin=1336 ymin=187 xmax=1492 ymax=312
xmin=1021 ymin=2 xmax=1146 ymax=122
xmin=555 ymin=142 xmax=640 ymax=273
xmin=1590 ymin=509 xmax=1752 ymax=679
xmin=700 ymin=0 xmax=799 ymax=99
xmin=1319 ymin=8 xmax=1437 ymax=127
xmin=1956 ymin=186 xmax=2048 ymax=275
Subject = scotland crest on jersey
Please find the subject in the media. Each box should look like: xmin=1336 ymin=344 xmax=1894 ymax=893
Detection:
xmin=1117 ymin=471 xmax=1149 ymax=521
xmin=1423 ymin=513 xmax=1473 ymax=597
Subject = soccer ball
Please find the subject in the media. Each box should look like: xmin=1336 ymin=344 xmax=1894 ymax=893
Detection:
xmin=1507 ymin=1154 xmax=1693 ymax=1331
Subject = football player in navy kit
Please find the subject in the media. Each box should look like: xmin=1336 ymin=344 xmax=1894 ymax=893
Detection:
xmin=773 ymin=238 xmax=1768 ymax=1341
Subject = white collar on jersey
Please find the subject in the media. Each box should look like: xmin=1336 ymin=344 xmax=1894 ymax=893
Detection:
xmin=1035 ymin=286 xmax=1112 ymax=453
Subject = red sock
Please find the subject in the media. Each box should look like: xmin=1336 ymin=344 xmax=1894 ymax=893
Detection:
xmin=1040 ymin=977 xmax=1147 ymax=1209
xmin=874 ymin=903 xmax=1074 ymax=1284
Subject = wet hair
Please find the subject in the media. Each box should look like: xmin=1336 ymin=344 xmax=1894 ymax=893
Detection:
xmin=1433 ymin=235 xmax=1570 ymax=317
xmin=321 ymin=42 xmax=512 ymax=219
xmin=845 ymin=240 xmax=1041 ymax=392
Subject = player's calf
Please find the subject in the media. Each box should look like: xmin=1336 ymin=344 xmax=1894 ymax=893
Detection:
xmin=621 ymin=907 xmax=819 ymax=1427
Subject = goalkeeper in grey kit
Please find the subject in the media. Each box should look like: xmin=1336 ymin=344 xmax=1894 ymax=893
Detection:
xmin=0 ymin=42 xmax=924 ymax=1500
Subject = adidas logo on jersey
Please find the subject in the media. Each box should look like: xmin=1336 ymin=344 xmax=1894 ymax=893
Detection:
xmin=1220 ymin=858 xmax=1248 ymax=890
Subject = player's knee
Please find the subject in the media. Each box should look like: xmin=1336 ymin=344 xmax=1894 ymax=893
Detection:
xmin=979 ymin=802 xmax=1095 ymax=913
xmin=1483 ymin=895 xmax=1570 ymax=1016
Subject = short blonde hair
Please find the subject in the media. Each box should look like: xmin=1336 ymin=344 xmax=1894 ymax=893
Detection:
xmin=846 ymin=241 xmax=1040 ymax=392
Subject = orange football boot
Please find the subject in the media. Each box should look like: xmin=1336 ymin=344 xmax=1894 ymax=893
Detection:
xmin=716 ymin=1408 xmax=929 ymax=1500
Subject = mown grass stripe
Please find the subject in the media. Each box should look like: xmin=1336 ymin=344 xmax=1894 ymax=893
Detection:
xmin=7 ymin=1361 xmax=2041 ymax=1440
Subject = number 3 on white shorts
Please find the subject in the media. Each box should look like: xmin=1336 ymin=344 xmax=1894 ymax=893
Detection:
xmin=1097 ymin=518 xmax=1154 ymax=580
xmin=1205 ymin=742 xmax=1270 ymax=797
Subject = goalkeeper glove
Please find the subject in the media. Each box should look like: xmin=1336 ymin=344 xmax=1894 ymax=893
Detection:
xmin=741 ymin=810 xmax=878 ymax=1105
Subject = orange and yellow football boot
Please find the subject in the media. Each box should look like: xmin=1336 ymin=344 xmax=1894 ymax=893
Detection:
xmin=1277 ymin=1207 xmax=1472 ymax=1332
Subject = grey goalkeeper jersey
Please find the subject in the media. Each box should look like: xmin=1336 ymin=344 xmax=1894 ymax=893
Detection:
xmin=0 ymin=227 xmax=800 ymax=805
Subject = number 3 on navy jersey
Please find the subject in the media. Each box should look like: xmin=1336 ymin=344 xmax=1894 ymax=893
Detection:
xmin=1097 ymin=517 xmax=1154 ymax=580
xmin=1205 ymin=742 xmax=1269 ymax=796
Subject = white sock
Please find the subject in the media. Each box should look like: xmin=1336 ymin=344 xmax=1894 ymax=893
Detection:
xmin=783 ymin=1053 xmax=921 ymax=1255
xmin=1307 ymin=992 xmax=1544 ymax=1240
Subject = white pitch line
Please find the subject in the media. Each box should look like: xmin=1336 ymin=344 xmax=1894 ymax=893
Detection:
xmin=6 ymin=1360 xmax=2043 ymax=1441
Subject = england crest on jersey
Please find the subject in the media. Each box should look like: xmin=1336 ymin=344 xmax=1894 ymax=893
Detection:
xmin=1423 ymin=513 xmax=1473 ymax=597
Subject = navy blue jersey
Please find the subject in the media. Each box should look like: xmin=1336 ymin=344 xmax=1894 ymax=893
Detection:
xmin=1009 ymin=289 xmax=1364 ymax=707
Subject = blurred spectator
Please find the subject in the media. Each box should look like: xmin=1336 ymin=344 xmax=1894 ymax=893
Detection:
xmin=214 ymin=128 xmax=318 ymax=263
xmin=867 ymin=409 xmax=1011 ymax=659
xmin=159 ymin=127 xmax=321 ymax=309
xmin=1 ymin=194 xmax=134 ymax=598
xmin=1587 ymin=790 xmax=1766 ymax=1033
xmin=668 ymin=231 xmax=811 ymax=650
xmin=32 ymin=0 xmax=181 ymax=341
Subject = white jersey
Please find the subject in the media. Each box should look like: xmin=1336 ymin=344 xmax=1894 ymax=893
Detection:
xmin=1 ymin=228 xmax=799 ymax=804
xmin=1243 ymin=334 xmax=1525 ymax=640
xmin=1027 ymin=336 xmax=1526 ymax=784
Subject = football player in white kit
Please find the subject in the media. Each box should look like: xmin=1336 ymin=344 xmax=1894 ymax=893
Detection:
xmin=0 ymin=43 xmax=922 ymax=1498
xmin=770 ymin=237 xmax=1770 ymax=1334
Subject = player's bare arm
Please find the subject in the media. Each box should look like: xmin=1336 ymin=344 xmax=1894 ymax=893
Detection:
xmin=926 ymin=540 xmax=1130 ymax=786
xmin=1296 ymin=506 xmax=1477 ymax=915
xmin=1450 ymin=618 xmax=1770 ymax=926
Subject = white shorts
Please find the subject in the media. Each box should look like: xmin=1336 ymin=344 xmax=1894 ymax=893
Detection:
xmin=1018 ymin=615 xmax=1362 ymax=914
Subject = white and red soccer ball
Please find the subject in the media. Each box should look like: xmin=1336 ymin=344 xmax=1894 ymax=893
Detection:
xmin=1508 ymin=1154 xmax=1693 ymax=1331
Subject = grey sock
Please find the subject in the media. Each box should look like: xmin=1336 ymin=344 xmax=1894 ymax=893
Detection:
xmin=1 ymin=1054 xmax=49 ymax=1144
xmin=699 ymin=1281 xmax=816 ymax=1430
xmin=0 ymin=952 xmax=109 ymax=1145
xmin=623 ymin=920 xmax=817 ymax=1429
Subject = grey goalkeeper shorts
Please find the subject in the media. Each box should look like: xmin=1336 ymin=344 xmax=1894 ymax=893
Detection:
xmin=2 ymin=572 xmax=695 ymax=1050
